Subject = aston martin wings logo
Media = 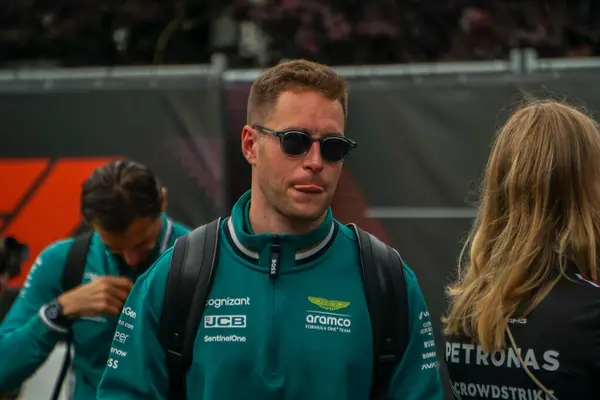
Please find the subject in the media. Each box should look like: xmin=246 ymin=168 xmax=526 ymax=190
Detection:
xmin=308 ymin=296 xmax=350 ymax=311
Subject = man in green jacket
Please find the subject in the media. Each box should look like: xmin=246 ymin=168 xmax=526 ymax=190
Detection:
xmin=0 ymin=159 xmax=190 ymax=399
xmin=98 ymin=60 xmax=444 ymax=399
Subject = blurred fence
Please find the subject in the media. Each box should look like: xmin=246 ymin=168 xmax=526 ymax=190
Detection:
xmin=2 ymin=49 xmax=600 ymax=398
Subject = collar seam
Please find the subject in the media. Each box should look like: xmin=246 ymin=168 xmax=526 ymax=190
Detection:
xmin=225 ymin=217 xmax=337 ymax=262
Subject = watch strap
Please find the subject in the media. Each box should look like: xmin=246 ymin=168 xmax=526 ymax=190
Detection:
xmin=39 ymin=300 xmax=71 ymax=333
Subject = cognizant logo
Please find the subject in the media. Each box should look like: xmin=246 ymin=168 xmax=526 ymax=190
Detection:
xmin=206 ymin=297 xmax=251 ymax=309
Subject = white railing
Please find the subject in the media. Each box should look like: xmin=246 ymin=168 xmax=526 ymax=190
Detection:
xmin=0 ymin=49 xmax=598 ymax=87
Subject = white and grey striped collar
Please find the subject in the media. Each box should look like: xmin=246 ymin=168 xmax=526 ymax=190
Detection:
xmin=159 ymin=218 xmax=173 ymax=253
xmin=226 ymin=217 xmax=336 ymax=261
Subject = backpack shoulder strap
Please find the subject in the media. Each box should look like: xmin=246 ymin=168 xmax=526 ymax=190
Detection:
xmin=159 ymin=217 xmax=222 ymax=400
xmin=61 ymin=232 xmax=93 ymax=292
xmin=52 ymin=231 xmax=92 ymax=400
xmin=347 ymin=223 xmax=409 ymax=400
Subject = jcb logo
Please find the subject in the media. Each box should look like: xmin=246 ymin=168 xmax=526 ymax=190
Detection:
xmin=204 ymin=315 xmax=247 ymax=329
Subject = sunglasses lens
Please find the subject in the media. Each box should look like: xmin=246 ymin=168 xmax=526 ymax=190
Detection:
xmin=281 ymin=131 xmax=312 ymax=156
xmin=321 ymin=137 xmax=350 ymax=162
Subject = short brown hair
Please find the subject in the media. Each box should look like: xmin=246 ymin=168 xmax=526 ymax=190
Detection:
xmin=247 ymin=59 xmax=348 ymax=124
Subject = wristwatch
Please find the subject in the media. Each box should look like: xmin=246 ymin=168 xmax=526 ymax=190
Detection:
xmin=39 ymin=299 xmax=72 ymax=332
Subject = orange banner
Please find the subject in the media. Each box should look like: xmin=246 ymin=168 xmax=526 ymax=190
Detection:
xmin=0 ymin=158 xmax=117 ymax=286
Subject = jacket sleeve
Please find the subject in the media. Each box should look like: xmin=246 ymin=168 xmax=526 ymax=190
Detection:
xmin=97 ymin=249 xmax=172 ymax=399
xmin=0 ymin=243 xmax=69 ymax=392
xmin=386 ymin=264 xmax=445 ymax=400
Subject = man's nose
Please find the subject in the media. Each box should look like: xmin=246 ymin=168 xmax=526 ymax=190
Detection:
xmin=303 ymin=142 xmax=324 ymax=171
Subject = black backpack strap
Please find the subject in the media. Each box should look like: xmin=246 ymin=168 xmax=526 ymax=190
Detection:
xmin=51 ymin=232 xmax=93 ymax=400
xmin=159 ymin=217 xmax=221 ymax=400
xmin=61 ymin=232 xmax=93 ymax=292
xmin=348 ymin=224 xmax=409 ymax=400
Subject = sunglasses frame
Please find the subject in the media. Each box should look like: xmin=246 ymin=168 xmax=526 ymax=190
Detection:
xmin=252 ymin=124 xmax=358 ymax=163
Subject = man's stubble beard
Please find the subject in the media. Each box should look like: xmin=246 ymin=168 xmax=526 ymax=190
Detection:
xmin=259 ymin=174 xmax=331 ymax=224
xmin=274 ymin=199 xmax=329 ymax=223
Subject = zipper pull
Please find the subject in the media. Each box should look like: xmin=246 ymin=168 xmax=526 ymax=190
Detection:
xmin=270 ymin=235 xmax=280 ymax=279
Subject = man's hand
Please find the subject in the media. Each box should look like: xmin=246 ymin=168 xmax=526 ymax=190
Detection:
xmin=57 ymin=276 xmax=133 ymax=318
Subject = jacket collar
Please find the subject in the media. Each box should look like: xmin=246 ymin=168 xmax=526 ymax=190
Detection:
xmin=155 ymin=213 xmax=173 ymax=253
xmin=224 ymin=190 xmax=337 ymax=269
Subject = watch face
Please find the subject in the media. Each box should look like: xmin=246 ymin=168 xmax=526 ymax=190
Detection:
xmin=46 ymin=304 xmax=59 ymax=319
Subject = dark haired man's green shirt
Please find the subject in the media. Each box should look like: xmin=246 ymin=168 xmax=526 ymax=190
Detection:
xmin=0 ymin=214 xmax=190 ymax=399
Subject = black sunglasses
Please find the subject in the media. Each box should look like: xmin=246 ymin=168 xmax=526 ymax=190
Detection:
xmin=252 ymin=124 xmax=358 ymax=163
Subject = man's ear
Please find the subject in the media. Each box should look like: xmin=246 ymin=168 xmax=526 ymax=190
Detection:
xmin=160 ymin=187 xmax=168 ymax=212
xmin=241 ymin=125 xmax=258 ymax=166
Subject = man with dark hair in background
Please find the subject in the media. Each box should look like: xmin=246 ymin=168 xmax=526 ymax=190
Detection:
xmin=0 ymin=159 xmax=190 ymax=399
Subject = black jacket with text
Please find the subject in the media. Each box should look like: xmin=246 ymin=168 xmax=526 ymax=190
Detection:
xmin=445 ymin=266 xmax=600 ymax=400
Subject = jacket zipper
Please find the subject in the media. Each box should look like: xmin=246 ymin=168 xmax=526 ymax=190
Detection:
xmin=268 ymin=235 xmax=280 ymax=380
xmin=269 ymin=235 xmax=280 ymax=279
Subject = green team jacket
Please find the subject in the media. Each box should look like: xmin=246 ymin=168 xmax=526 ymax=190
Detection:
xmin=98 ymin=191 xmax=444 ymax=399
xmin=0 ymin=214 xmax=189 ymax=399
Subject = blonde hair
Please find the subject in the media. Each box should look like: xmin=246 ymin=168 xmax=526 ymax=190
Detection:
xmin=443 ymin=99 xmax=600 ymax=353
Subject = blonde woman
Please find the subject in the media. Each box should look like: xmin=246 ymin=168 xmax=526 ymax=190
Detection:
xmin=443 ymin=99 xmax=600 ymax=400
